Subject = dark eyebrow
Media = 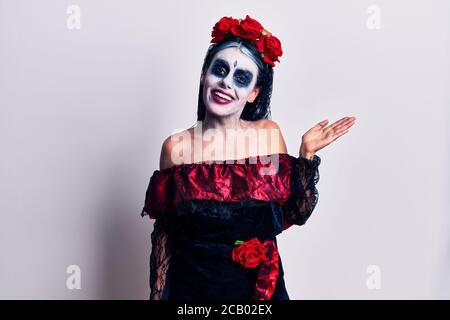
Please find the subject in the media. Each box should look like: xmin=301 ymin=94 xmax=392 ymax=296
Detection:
xmin=235 ymin=69 xmax=253 ymax=78
xmin=213 ymin=58 xmax=253 ymax=74
xmin=213 ymin=58 xmax=229 ymax=68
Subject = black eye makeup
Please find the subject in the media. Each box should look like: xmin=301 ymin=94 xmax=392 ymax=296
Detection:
xmin=234 ymin=70 xmax=253 ymax=87
xmin=210 ymin=58 xmax=254 ymax=88
xmin=211 ymin=60 xmax=229 ymax=77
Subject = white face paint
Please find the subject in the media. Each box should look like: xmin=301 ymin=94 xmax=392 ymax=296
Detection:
xmin=202 ymin=46 xmax=260 ymax=118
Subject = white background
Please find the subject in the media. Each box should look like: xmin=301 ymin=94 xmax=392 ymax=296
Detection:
xmin=0 ymin=0 xmax=449 ymax=299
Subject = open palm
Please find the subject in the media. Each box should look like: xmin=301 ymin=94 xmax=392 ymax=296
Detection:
xmin=300 ymin=116 xmax=356 ymax=157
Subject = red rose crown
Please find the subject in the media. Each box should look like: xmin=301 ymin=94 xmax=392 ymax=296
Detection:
xmin=210 ymin=15 xmax=283 ymax=67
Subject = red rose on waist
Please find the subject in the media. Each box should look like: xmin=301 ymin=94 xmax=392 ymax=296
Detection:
xmin=232 ymin=238 xmax=267 ymax=268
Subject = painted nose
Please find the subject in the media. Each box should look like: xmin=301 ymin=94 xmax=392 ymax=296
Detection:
xmin=220 ymin=73 xmax=233 ymax=89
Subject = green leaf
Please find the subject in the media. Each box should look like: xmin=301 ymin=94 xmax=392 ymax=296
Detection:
xmin=234 ymin=240 xmax=244 ymax=245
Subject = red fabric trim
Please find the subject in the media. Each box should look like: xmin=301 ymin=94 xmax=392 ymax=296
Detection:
xmin=143 ymin=153 xmax=296 ymax=218
xmin=251 ymin=240 xmax=280 ymax=300
xmin=142 ymin=170 xmax=175 ymax=219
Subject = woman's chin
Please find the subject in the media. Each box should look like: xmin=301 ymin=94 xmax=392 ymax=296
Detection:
xmin=206 ymin=103 xmax=237 ymax=117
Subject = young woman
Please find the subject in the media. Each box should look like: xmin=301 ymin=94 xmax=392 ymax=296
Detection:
xmin=141 ymin=15 xmax=356 ymax=300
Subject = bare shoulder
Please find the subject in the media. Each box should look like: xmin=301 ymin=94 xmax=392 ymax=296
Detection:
xmin=252 ymin=119 xmax=288 ymax=154
xmin=159 ymin=135 xmax=176 ymax=171
xmin=159 ymin=128 xmax=194 ymax=170
xmin=255 ymin=119 xmax=282 ymax=130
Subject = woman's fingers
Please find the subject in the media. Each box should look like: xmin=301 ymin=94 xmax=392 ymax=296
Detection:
xmin=329 ymin=120 xmax=355 ymax=141
xmin=306 ymin=116 xmax=356 ymax=147
xmin=331 ymin=129 xmax=349 ymax=142
xmin=333 ymin=118 xmax=356 ymax=132
xmin=312 ymin=119 xmax=329 ymax=130
xmin=336 ymin=125 xmax=351 ymax=135
xmin=325 ymin=117 xmax=356 ymax=133
xmin=325 ymin=126 xmax=348 ymax=141
xmin=323 ymin=117 xmax=349 ymax=132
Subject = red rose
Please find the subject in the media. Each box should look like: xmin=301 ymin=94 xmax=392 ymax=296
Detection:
xmin=262 ymin=35 xmax=283 ymax=66
xmin=262 ymin=54 xmax=275 ymax=67
xmin=230 ymin=15 xmax=263 ymax=41
xmin=232 ymin=238 xmax=267 ymax=268
xmin=211 ymin=17 xmax=239 ymax=43
xmin=265 ymin=35 xmax=283 ymax=58
xmin=254 ymin=36 xmax=265 ymax=53
xmin=209 ymin=15 xmax=283 ymax=68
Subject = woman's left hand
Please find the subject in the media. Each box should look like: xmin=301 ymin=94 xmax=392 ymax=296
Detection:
xmin=299 ymin=116 xmax=356 ymax=159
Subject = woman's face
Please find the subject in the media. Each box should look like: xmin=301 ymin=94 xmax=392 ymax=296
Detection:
xmin=202 ymin=46 xmax=260 ymax=118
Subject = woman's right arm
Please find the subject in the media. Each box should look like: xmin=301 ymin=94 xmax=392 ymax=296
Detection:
xmin=149 ymin=137 xmax=177 ymax=300
xmin=149 ymin=215 xmax=172 ymax=300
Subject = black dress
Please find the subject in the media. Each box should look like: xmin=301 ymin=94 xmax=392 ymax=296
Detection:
xmin=141 ymin=152 xmax=321 ymax=300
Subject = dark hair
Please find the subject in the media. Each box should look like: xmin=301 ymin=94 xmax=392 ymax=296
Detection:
xmin=196 ymin=36 xmax=274 ymax=121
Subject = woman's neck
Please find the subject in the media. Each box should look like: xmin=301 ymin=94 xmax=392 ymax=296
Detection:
xmin=201 ymin=112 xmax=244 ymax=135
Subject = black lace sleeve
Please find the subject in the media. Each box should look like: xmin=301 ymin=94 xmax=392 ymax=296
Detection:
xmin=149 ymin=213 xmax=172 ymax=300
xmin=141 ymin=169 xmax=175 ymax=300
xmin=282 ymin=154 xmax=321 ymax=229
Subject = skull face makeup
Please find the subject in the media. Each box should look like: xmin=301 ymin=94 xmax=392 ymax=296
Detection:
xmin=202 ymin=47 xmax=261 ymax=119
